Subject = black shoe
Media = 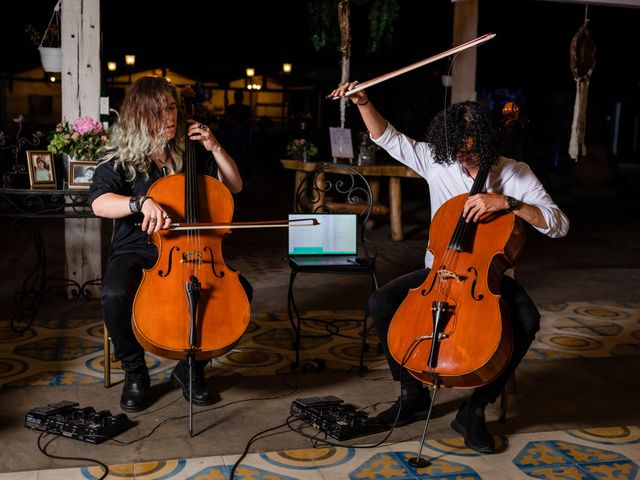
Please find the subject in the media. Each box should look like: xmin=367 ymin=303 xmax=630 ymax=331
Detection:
xmin=451 ymin=401 xmax=495 ymax=453
xmin=376 ymin=387 xmax=431 ymax=428
xmin=170 ymin=360 xmax=215 ymax=406
xmin=120 ymin=371 xmax=150 ymax=412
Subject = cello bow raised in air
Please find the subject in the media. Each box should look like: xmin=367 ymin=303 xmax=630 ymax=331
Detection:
xmin=327 ymin=32 xmax=496 ymax=99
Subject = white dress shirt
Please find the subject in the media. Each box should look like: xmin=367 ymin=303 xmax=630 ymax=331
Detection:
xmin=373 ymin=122 xmax=570 ymax=268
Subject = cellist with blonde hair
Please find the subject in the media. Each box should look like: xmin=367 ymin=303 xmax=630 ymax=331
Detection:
xmin=89 ymin=76 xmax=252 ymax=412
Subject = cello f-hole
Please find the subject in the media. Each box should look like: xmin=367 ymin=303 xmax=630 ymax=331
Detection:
xmin=204 ymin=246 xmax=225 ymax=278
xmin=158 ymin=246 xmax=181 ymax=277
xmin=467 ymin=266 xmax=484 ymax=301
xmin=420 ymin=270 xmax=439 ymax=296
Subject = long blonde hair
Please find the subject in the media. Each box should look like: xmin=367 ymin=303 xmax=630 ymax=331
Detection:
xmin=100 ymin=76 xmax=185 ymax=181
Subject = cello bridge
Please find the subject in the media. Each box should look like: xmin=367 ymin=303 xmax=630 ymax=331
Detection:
xmin=437 ymin=269 xmax=466 ymax=283
xmin=182 ymin=251 xmax=204 ymax=264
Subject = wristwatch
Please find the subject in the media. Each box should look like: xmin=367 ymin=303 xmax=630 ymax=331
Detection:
xmin=506 ymin=196 xmax=520 ymax=212
xmin=129 ymin=195 xmax=139 ymax=213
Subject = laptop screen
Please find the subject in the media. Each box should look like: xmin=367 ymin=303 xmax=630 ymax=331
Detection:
xmin=288 ymin=213 xmax=358 ymax=255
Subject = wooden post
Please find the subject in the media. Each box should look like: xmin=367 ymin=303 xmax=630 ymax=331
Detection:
xmin=389 ymin=177 xmax=403 ymax=241
xmin=62 ymin=0 xmax=102 ymax=298
xmin=451 ymin=0 xmax=479 ymax=104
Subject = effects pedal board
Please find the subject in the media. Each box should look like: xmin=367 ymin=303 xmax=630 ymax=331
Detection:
xmin=290 ymin=395 xmax=385 ymax=441
xmin=25 ymin=400 xmax=133 ymax=444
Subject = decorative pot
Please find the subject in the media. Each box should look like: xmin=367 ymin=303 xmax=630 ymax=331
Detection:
xmin=39 ymin=46 xmax=62 ymax=73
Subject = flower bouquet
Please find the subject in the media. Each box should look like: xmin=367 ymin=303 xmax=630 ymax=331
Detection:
xmin=47 ymin=116 xmax=108 ymax=161
xmin=47 ymin=116 xmax=108 ymax=186
xmin=286 ymin=138 xmax=318 ymax=162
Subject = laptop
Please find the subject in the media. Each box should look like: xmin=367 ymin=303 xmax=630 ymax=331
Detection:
xmin=288 ymin=213 xmax=359 ymax=267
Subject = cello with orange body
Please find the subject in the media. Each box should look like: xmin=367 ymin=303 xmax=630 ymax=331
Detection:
xmin=131 ymin=94 xmax=250 ymax=364
xmin=387 ymin=156 xmax=525 ymax=390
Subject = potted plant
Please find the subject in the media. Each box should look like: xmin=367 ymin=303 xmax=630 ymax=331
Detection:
xmin=26 ymin=0 xmax=62 ymax=73
xmin=286 ymin=138 xmax=318 ymax=162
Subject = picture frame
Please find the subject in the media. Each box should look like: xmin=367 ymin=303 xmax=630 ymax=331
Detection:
xmin=26 ymin=150 xmax=56 ymax=188
xmin=68 ymin=160 xmax=97 ymax=189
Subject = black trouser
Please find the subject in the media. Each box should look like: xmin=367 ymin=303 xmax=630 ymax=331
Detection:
xmin=101 ymin=252 xmax=254 ymax=371
xmin=368 ymin=268 xmax=540 ymax=404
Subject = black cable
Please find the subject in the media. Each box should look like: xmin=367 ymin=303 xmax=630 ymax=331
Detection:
xmin=287 ymin=339 xmax=431 ymax=449
xmin=37 ymin=432 xmax=109 ymax=480
xmin=229 ymin=419 xmax=291 ymax=480
xmin=103 ymin=387 xmax=299 ymax=445
xmin=286 ymin=416 xmax=397 ymax=449
xmin=128 ymin=392 xmax=183 ymax=420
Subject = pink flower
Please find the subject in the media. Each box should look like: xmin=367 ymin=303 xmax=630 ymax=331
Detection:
xmin=72 ymin=116 xmax=103 ymax=135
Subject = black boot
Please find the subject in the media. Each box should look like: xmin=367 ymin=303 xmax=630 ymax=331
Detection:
xmin=170 ymin=359 xmax=215 ymax=406
xmin=375 ymin=383 xmax=431 ymax=428
xmin=120 ymin=362 xmax=150 ymax=412
xmin=451 ymin=400 xmax=495 ymax=453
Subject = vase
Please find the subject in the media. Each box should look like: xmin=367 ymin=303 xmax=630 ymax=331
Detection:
xmin=357 ymin=145 xmax=376 ymax=166
xmin=294 ymin=151 xmax=310 ymax=162
xmin=39 ymin=46 xmax=62 ymax=73
xmin=61 ymin=153 xmax=77 ymax=189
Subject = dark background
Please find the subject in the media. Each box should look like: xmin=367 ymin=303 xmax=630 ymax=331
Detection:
xmin=2 ymin=0 xmax=640 ymax=171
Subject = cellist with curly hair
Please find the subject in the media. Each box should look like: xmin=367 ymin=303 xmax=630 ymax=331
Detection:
xmin=330 ymin=81 xmax=569 ymax=453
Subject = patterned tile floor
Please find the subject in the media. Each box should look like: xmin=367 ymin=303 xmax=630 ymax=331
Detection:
xmin=1 ymin=300 xmax=639 ymax=479
xmin=1 ymin=426 xmax=638 ymax=479
xmin=2 ymin=301 xmax=638 ymax=387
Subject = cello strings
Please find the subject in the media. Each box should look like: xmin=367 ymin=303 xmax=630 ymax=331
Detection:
xmin=434 ymin=55 xmax=458 ymax=303
xmin=434 ymin=167 xmax=489 ymax=307
xmin=185 ymin=111 xmax=198 ymax=308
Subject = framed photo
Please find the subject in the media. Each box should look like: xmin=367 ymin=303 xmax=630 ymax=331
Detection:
xmin=69 ymin=160 xmax=97 ymax=189
xmin=27 ymin=150 xmax=56 ymax=188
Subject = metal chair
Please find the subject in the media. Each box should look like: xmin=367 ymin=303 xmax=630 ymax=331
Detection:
xmin=287 ymin=162 xmax=378 ymax=372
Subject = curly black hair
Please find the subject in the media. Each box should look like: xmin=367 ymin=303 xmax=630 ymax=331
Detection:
xmin=426 ymin=101 xmax=501 ymax=171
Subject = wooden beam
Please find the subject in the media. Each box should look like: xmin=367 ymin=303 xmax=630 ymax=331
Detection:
xmin=62 ymin=0 xmax=102 ymax=298
xmin=451 ymin=0 xmax=479 ymax=104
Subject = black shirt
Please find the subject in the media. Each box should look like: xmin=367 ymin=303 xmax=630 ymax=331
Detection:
xmin=88 ymin=147 xmax=218 ymax=259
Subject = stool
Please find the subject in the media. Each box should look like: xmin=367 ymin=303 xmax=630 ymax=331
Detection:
xmin=499 ymin=373 xmax=517 ymax=422
xmin=103 ymin=322 xmax=114 ymax=388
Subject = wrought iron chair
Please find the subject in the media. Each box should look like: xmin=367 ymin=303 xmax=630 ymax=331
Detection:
xmin=287 ymin=162 xmax=378 ymax=372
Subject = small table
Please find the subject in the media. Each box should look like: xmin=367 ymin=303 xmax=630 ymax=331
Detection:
xmin=0 ymin=188 xmax=97 ymax=332
xmin=280 ymin=159 xmax=423 ymax=241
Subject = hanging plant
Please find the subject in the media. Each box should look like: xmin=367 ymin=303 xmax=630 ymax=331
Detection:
xmin=25 ymin=0 xmax=62 ymax=73
xmin=309 ymin=0 xmax=340 ymax=51
xmin=367 ymin=0 xmax=399 ymax=54
xmin=25 ymin=0 xmax=61 ymax=48
xmin=308 ymin=0 xmax=399 ymax=54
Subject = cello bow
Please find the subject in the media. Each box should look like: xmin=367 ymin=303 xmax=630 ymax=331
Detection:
xmin=328 ymin=32 xmax=496 ymax=99
xmin=167 ymin=218 xmax=319 ymax=231
xmin=134 ymin=218 xmax=320 ymax=231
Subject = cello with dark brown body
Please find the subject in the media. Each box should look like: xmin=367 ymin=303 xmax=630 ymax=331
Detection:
xmin=387 ymin=165 xmax=525 ymax=389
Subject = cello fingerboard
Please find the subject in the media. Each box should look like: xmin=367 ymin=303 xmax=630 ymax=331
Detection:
xmin=447 ymin=167 xmax=488 ymax=252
